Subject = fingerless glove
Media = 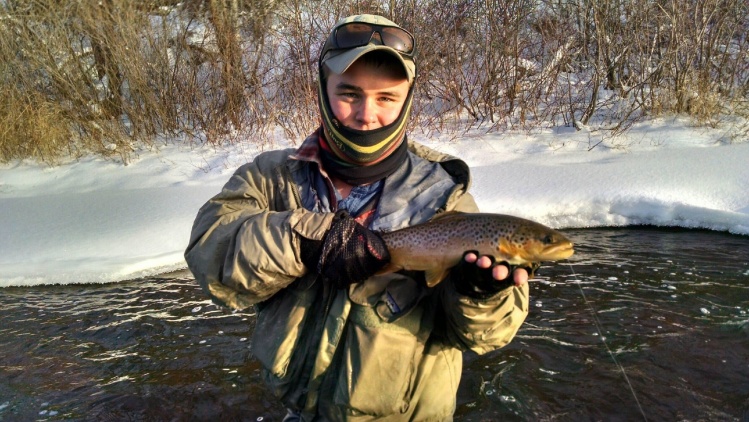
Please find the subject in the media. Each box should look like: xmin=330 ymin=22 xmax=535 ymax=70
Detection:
xmin=451 ymin=251 xmax=539 ymax=299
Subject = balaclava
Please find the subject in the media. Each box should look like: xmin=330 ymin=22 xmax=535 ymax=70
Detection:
xmin=317 ymin=14 xmax=417 ymax=185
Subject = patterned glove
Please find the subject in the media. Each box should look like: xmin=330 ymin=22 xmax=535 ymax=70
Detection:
xmin=300 ymin=210 xmax=390 ymax=289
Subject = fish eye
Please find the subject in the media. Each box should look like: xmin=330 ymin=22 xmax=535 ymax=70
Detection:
xmin=542 ymin=235 xmax=553 ymax=244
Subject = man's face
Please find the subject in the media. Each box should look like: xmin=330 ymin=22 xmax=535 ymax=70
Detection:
xmin=325 ymin=59 xmax=410 ymax=131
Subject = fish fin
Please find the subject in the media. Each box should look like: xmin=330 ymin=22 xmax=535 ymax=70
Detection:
xmin=498 ymin=239 xmax=511 ymax=257
xmin=498 ymin=240 xmax=523 ymax=265
xmin=428 ymin=210 xmax=465 ymax=222
xmin=425 ymin=267 xmax=450 ymax=287
xmin=376 ymin=262 xmax=399 ymax=275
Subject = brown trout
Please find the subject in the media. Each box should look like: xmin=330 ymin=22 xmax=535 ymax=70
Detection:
xmin=378 ymin=212 xmax=574 ymax=287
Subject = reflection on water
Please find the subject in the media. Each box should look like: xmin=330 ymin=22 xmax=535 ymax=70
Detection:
xmin=1 ymin=228 xmax=747 ymax=421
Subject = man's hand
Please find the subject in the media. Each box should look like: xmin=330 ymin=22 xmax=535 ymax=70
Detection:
xmin=300 ymin=210 xmax=390 ymax=289
xmin=452 ymin=251 xmax=536 ymax=299
xmin=462 ymin=252 xmax=529 ymax=287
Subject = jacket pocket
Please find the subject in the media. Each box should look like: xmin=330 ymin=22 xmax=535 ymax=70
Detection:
xmin=251 ymin=276 xmax=317 ymax=379
xmin=333 ymin=302 xmax=428 ymax=416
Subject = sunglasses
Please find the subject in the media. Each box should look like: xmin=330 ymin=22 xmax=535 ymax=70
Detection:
xmin=323 ymin=22 xmax=416 ymax=59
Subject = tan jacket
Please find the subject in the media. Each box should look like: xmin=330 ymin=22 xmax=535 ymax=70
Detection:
xmin=185 ymin=141 xmax=529 ymax=421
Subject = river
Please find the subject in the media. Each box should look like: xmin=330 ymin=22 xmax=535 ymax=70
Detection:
xmin=1 ymin=228 xmax=747 ymax=421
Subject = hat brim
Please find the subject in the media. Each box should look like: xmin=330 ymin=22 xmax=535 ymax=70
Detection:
xmin=323 ymin=45 xmax=415 ymax=84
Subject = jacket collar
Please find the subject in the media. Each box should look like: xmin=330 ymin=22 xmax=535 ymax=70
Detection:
xmin=289 ymin=133 xmax=472 ymax=232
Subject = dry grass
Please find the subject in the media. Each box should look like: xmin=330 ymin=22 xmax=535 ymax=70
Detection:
xmin=0 ymin=88 xmax=71 ymax=163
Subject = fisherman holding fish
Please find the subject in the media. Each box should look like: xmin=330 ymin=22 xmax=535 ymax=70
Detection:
xmin=186 ymin=14 xmax=572 ymax=421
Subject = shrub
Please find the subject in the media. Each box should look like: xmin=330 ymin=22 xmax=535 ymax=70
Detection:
xmin=1 ymin=0 xmax=747 ymax=164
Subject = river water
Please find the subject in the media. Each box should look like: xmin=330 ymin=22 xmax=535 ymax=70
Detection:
xmin=1 ymin=228 xmax=747 ymax=421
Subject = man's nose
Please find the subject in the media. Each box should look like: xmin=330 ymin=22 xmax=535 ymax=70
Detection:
xmin=357 ymin=98 xmax=378 ymax=126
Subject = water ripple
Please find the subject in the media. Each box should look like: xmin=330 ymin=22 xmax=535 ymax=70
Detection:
xmin=1 ymin=229 xmax=748 ymax=421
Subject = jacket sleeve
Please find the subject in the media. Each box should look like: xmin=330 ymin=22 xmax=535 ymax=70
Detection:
xmin=184 ymin=156 xmax=334 ymax=310
xmin=437 ymin=191 xmax=530 ymax=355
xmin=439 ymin=279 xmax=529 ymax=354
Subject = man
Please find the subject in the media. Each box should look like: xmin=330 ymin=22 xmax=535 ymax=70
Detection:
xmin=185 ymin=14 xmax=531 ymax=421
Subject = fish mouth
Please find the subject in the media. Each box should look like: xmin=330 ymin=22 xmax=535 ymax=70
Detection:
xmin=543 ymin=242 xmax=575 ymax=260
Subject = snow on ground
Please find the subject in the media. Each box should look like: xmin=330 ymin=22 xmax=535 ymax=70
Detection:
xmin=1 ymin=117 xmax=747 ymax=287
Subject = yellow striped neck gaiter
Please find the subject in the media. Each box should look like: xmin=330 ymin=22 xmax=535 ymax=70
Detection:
xmin=318 ymin=76 xmax=413 ymax=165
